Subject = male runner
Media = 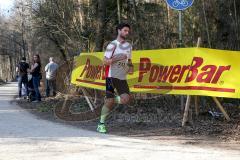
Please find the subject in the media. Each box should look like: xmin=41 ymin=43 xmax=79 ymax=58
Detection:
xmin=97 ymin=23 xmax=134 ymax=133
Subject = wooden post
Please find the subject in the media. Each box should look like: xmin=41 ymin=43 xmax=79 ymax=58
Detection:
xmin=212 ymin=97 xmax=230 ymax=121
xmin=117 ymin=0 xmax=121 ymax=23
xmin=194 ymin=96 xmax=199 ymax=116
xmin=182 ymin=95 xmax=191 ymax=126
xmin=81 ymin=88 xmax=96 ymax=111
xmin=182 ymin=37 xmax=231 ymax=125
xmin=182 ymin=37 xmax=201 ymax=126
xmin=194 ymin=38 xmax=201 ymax=116
xmin=61 ymin=95 xmax=69 ymax=113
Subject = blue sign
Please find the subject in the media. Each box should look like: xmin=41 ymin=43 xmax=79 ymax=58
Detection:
xmin=166 ymin=0 xmax=194 ymax=11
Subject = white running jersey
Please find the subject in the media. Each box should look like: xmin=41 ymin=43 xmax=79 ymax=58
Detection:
xmin=104 ymin=40 xmax=132 ymax=80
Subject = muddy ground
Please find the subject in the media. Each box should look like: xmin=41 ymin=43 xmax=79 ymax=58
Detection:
xmin=14 ymin=91 xmax=240 ymax=142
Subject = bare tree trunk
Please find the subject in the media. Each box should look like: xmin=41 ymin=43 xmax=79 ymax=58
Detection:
xmin=233 ymin=0 xmax=240 ymax=49
xmin=117 ymin=0 xmax=121 ymax=24
xmin=95 ymin=0 xmax=106 ymax=52
xmin=77 ymin=0 xmax=84 ymax=31
xmin=132 ymin=0 xmax=143 ymax=49
xmin=167 ymin=5 xmax=173 ymax=26
xmin=202 ymin=0 xmax=212 ymax=48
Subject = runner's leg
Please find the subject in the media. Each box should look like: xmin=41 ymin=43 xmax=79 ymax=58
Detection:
xmin=97 ymin=78 xmax=116 ymax=133
xmin=99 ymin=98 xmax=114 ymax=124
xmin=115 ymin=79 xmax=131 ymax=104
xmin=99 ymin=77 xmax=115 ymax=123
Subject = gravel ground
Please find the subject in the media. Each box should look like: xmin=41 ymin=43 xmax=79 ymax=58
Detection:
xmin=1 ymin=82 xmax=240 ymax=160
xmin=15 ymin=84 xmax=240 ymax=142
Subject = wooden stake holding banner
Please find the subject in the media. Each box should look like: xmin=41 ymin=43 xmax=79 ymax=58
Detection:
xmin=212 ymin=97 xmax=230 ymax=121
xmin=182 ymin=37 xmax=201 ymax=126
xmin=182 ymin=37 xmax=231 ymax=126
xmin=182 ymin=94 xmax=191 ymax=126
xmin=194 ymin=96 xmax=199 ymax=116
xmin=194 ymin=37 xmax=201 ymax=117
xmin=81 ymin=88 xmax=95 ymax=111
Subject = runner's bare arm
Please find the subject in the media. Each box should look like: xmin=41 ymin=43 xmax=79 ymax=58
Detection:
xmin=104 ymin=43 xmax=116 ymax=65
xmin=103 ymin=57 xmax=113 ymax=65
xmin=103 ymin=54 xmax=128 ymax=65
xmin=112 ymin=54 xmax=127 ymax=63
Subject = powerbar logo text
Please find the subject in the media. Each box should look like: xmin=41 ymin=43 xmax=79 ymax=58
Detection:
xmin=138 ymin=57 xmax=231 ymax=84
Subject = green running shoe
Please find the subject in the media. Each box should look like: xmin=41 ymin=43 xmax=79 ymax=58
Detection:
xmin=97 ymin=123 xmax=107 ymax=133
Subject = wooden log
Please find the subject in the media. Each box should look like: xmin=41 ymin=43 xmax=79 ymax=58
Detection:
xmin=194 ymin=96 xmax=199 ymax=116
xmin=81 ymin=88 xmax=95 ymax=111
xmin=182 ymin=37 xmax=201 ymax=126
xmin=182 ymin=95 xmax=191 ymax=126
xmin=194 ymin=37 xmax=201 ymax=116
xmin=61 ymin=95 xmax=69 ymax=113
xmin=212 ymin=97 xmax=230 ymax=121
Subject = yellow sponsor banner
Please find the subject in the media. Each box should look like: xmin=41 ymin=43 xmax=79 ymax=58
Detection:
xmin=71 ymin=48 xmax=240 ymax=98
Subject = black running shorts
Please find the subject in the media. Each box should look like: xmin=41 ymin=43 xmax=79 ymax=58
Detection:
xmin=106 ymin=77 xmax=130 ymax=98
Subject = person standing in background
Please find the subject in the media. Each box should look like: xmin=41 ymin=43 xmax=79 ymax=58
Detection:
xmin=31 ymin=54 xmax=42 ymax=102
xmin=16 ymin=57 xmax=30 ymax=100
xmin=45 ymin=57 xmax=59 ymax=97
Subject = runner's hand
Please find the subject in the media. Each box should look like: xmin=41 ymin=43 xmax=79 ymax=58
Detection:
xmin=104 ymin=58 xmax=113 ymax=65
xmin=106 ymin=59 xmax=113 ymax=64
xmin=128 ymin=66 xmax=134 ymax=75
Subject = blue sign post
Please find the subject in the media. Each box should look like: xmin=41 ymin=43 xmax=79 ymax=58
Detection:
xmin=165 ymin=0 xmax=194 ymax=47
xmin=165 ymin=0 xmax=194 ymax=111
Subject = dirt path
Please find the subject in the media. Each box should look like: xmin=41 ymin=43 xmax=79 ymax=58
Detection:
xmin=0 ymin=82 xmax=239 ymax=160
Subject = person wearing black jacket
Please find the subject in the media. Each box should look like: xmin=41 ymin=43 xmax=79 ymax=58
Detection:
xmin=30 ymin=54 xmax=42 ymax=102
xmin=16 ymin=57 xmax=30 ymax=100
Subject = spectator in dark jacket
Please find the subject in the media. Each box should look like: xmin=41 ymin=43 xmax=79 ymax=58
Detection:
xmin=16 ymin=57 xmax=30 ymax=100
xmin=31 ymin=54 xmax=42 ymax=102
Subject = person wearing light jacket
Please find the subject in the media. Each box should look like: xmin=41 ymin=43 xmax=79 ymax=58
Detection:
xmin=45 ymin=57 xmax=59 ymax=97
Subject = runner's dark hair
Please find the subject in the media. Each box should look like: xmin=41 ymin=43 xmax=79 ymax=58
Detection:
xmin=21 ymin=57 xmax=26 ymax=61
xmin=116 ymin=23 xmax=131 ymax=33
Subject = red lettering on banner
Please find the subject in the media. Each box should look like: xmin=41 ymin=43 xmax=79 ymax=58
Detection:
xmin=211 ymin=65 xmax=231 ymax=83
xmin=80 ymin=59 xmax=90 ymax=77
xmin=149 ymin=65 xmax=159 ymax=82
xmin=102 ymin=65 xmax=107 ymax=80
xmin=138 ymin=57 xmax=231 ymax=84
xmin=196 ymin=65 xmax=217 ymax=83
xmin=161 ymin=66 xmax=174 ymax=82
xmin=185 ymin=57 xmax=203 ymax=82
xmin=79 ymin=58 xmax=105 ymax=80
xmin=177 ymin=65 xmax=190 ymax=83
xmin=138 ymin=58 xmax=151 ymax=82
xmin=78 ymin=56 xmax=231 ymax=84
xmin=169 ymin=65 xmax=181 ymax=83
